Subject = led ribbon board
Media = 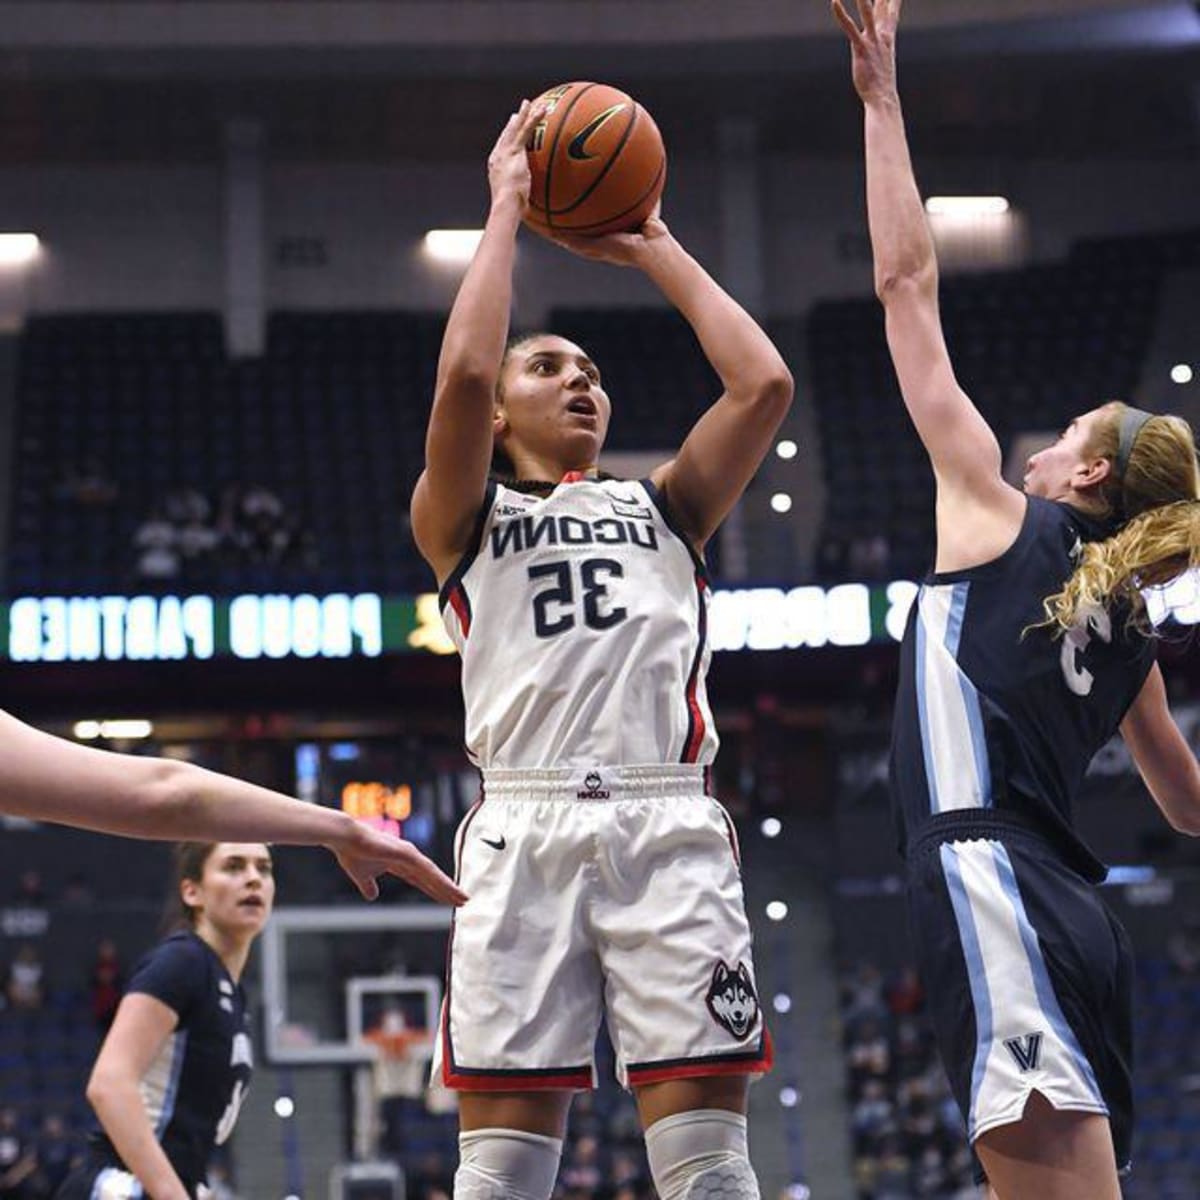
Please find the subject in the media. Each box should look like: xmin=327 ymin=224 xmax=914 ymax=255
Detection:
xmin=8 ymin=576 xmax=1187 ymax=660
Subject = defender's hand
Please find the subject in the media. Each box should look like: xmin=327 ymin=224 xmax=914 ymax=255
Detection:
xmin=832 ymin=0 xmax=902 ymax=105
xmin=330 ymin=821 xmax=468 ymax=905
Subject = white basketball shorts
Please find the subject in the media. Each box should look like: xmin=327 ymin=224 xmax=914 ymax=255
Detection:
xmin=431 ymin=765 xmax=773 ymax=1091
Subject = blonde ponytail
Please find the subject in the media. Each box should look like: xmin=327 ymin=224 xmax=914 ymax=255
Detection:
xmin=1042 ymin=500 xmax=1200 ymax=633
xmin=1041 ymin=403 xmax=1200 ymax=634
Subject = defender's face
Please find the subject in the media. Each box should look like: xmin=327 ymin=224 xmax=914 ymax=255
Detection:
xmin=496 ymin=336 xmax=612 ymax=469
xmin=1023 ymin=407 xmax=1112 ymax=501
xmin=184 ymin=843 xmax=275 ymax=937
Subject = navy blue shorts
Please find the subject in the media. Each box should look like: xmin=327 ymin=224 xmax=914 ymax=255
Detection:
xmin=906 ymin=818 xmax=1132 ymax=1174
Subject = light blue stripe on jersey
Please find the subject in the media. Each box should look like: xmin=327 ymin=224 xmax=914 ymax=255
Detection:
xmin=991 ymin=843 xmax=1103 ymax=1103
xmin=940 ymin=843 xmax=994 ymax=1137
xmin=154 ymin=1030 xmax=188 ymax=1138
xmin=916 ymin=583 xmax=993 ymax=813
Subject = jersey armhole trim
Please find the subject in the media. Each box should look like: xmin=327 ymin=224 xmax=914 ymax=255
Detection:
xmin=640 ymin=477 xmax=709 ymax=584
xmin=927 ymin=494 xmax=1039 ymax=585
xmin=437 ymin=479 xmax=498 ymax=611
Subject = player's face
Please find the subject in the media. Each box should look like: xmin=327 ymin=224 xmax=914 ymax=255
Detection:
xmin=496 ymin=336 xmax=612 ymax=470
xmin=1022 ymin=407 xmax=1113 ymax=500
xmin=186 ymin=843 xmax=275 ymax=938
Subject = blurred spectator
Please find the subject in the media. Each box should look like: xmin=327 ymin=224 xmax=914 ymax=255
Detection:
xmin=848 ymin=532 xmax=891 ymax=580
xmin=851 ymin=1079 xmax=895 ymax=1153
xmin=133 ymin=506 xmax=181 ymax=582
xmin=218 ymin=482 xmax=297 ymax=570
xmin=898 ymin=1086 xmax=939 ymax=1158
xmin=911 ymin=1144 xmax=947 ymax=1196
xmin=6 ymin=945 xmax=45 ymax=1011
xmin=163 ymin=486 xmax=210 ymax=526
xmin=847 ymin=1019 xmax=891 ymax=1090
xmin=0 ymin=1107 xmax=32 ymax=1199
xmin=840 ymin=961 xmax=971 ymax=1200
xmin=872 ymin=1136 xmax=912 ymax=1200
xmin=841 ymin=963 xmax=888 ymax=1026
xmin=816 ymin=524 xmax=849 ymax=582
xmin=559 ymin=1134 xmax=602 ymax=1194
xmin=610 ymin=1150 xmax=647 ymax=1194
xmin=13 ymin=870 xmax=46 ymax=908
xmin=25 ymin=1114 xmax=75 ymax=1198
xmin=89 ymin=937 xmax=123 ymax=1032
xmin=54 ymin=457 xmax=118 ymax=508
xmin=1166 ymin=923 xmax=1200 ymax=975
xmin=61 ymin=873 xmax=95 ymax=908
xmin=886 ymin=966 xmax=924 ymax=1017
xmin=177 ymin=516 xmax=221 ymax=583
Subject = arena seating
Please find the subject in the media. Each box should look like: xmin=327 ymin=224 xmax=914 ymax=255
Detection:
xmin=836 ymin=951 xmax=1200 ymax=1199
xmin=5 ymin=308 xmax=715 ymax=597
xmin=5 ymin=229 xmax=1195 ymax=596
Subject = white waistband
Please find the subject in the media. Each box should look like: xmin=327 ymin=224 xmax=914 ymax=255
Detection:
xmin=480 ymin=764 xmax=706 ymax=802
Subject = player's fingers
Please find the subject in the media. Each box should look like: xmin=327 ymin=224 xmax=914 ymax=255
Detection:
xmin=831 ymin=0 xmax=865 ymax=46
xmin=394 ymin=847 xmax=468 ymax=905
xmin=518 ymin=98 xmax=547 ymax=140
xmin=856 ymin=0 xmax=877 ymax=37
xmin=890 ymin=0 xmax=903 ymax=28
xmin=495 ymin=106 xmax=523 ymax=148
xmin=358 ymin=873 xmax=380 ymax=902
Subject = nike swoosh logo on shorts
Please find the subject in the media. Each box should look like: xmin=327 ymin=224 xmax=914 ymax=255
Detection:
xmin=481 ymin=835 xmax=506 ymax=851
xmin=567 ymin=104 xmax=628 ymax=161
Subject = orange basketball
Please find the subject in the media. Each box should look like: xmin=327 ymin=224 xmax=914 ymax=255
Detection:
xmin=525 ymin=82 xmax=666 ymax=237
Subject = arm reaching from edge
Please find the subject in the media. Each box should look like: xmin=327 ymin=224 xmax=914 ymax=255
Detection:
xmin=1120 ymin=663 xmax=1200 ymax=837
xmin=0 ymin=709 xmax=467 ymax=905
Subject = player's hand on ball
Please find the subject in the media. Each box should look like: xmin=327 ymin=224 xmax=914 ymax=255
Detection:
xmin=332 ymin=822 xmax=468 ymax=906
xmin=487 ymin=99 xmax=547 ymax=215
xmin=538 ymin=202 xmax=671 ymax=269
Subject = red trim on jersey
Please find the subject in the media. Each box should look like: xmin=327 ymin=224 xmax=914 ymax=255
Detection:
xmin=681 ymin=572 xmax=708 ymax=763
xmin=626 ymin=1033 xmax=774 ymax=1085
xmin=447 ymin=584 xmax=471 ymax=638
xmin=441 ymin=1065 xmax=593 ymax=1092
xmin=440 ymin=796 xmax=483 ymax=1088
xmin=560 ymin=470 xmax=588 ymax=484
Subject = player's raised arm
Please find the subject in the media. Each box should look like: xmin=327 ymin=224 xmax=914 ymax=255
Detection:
xmin=411 ymin=99 xmax=545 ymax=583
xmin=542 ymin=213 xmax=793 ymax=547
xmin=834 ymin=0 xmax=1015 ymax=514
xmin=0 ymin=709 xmax=467 ymax=905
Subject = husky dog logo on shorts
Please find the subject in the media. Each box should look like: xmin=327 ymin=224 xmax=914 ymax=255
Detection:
xmin=705 ymin=960 xmax=759 ymax=1040
xmin=577 ymin=771 xmax=611 ymax=799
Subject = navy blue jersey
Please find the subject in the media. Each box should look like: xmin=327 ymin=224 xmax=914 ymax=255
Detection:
xmin=91 ymin=931 xmax=253 ymax=1190
xmin=890 ymin=496 xmax=1156 ymax=880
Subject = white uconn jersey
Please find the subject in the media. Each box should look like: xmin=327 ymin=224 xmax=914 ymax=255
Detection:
xmin=439 ymin=476 xmax=717 ymax=768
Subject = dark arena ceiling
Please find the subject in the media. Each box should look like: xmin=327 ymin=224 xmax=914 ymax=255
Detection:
xmin=0 ymin=0 xmax=1195 ymax=163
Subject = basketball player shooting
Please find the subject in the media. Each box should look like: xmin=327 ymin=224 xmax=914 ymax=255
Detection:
xmin=410 ymin=98 xmax=793 ymax=1199
xmin=834 ymin=2 xmax=1200 ymax=1197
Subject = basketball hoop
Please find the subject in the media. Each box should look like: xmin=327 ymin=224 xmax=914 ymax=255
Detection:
xmin=363 ymin=1027 xmax=433 ymax=1102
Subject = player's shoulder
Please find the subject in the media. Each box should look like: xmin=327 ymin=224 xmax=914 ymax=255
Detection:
xmin=132 ymin=930 xmax=214 ymax=987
